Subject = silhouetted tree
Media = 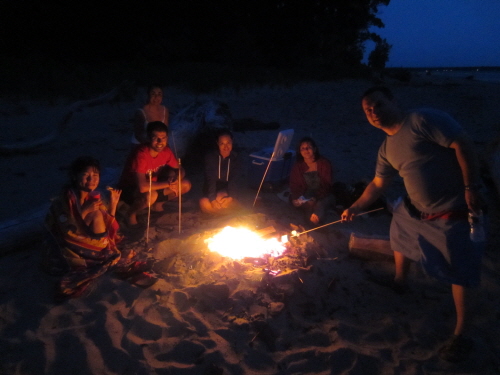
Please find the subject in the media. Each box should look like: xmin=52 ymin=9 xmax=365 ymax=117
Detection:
xmin=368 ymin=38 xmax=392 ymax=71
xmin=1 ymin=0 xmax=391 ymax=69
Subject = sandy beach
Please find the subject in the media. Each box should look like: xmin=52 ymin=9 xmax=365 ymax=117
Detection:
xmin=1 ymin=74 xmax=500 ymax=374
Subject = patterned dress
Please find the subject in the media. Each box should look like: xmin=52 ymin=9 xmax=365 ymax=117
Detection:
xmin=44 ymin=188 xmax=129 ymax=298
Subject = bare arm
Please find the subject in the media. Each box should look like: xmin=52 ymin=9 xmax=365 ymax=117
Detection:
xmin=135 ymin=167 xmax=186 ymax=194
xmin=133 ymin=110 xmax=148 ymax=144
xmin=108 ymin=189 xmax=122 ymax=216
xmin=341 ymin=176 xmax=392 ymax=221
xmin=449 ymin=134 xmax=481 ymax=213
xmin=164 ymin=106 xmax=169 ymax=126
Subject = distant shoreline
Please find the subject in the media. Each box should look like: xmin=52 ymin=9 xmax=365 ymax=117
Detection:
xmin=387 ymin=67 xmax=500 ymax=84
xmin=424 ymin=68 xmax=500 ymax=84
xmin=388 ymin=66 xmax=500 ymax=71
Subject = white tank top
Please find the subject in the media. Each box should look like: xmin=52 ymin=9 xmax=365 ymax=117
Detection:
xmin=131 ymin=107 xmax=167 ymax=144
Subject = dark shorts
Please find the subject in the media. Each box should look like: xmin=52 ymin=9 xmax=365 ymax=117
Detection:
xmin=120 ymin=185 xmax=136 ymax=206
xmin=390 ymin=198 xmax=482 ymax=287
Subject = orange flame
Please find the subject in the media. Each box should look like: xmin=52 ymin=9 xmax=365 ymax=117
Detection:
xmin=205 ymin=226 xmax=287 ymax=260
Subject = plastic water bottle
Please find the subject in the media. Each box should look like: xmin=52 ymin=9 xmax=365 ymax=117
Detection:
xmin=468 ymin=210 xmax=486 ymax=242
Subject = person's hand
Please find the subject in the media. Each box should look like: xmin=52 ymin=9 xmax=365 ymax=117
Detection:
xmin=216 ymin=191 xmax=228 ymax=200
xmin=219 ymin=196 xmax=233 ymax=208
xmin=81 ymin=198 xmax=101 ymax=217
xmin=211 ymin=200 xmax=222 ymax=210
xmin=110 ymin=188 xmax=122 ymax=206
xmin=109 ymin=188 xmax=122 ymax=215
xmin=216 ymin=191 xmax=231 ymax=204
xmin=341 ymin=206 xmax=362 ymax=222
xmin=169 ymin=182 xmax=179 ymax=196
xmin=465 ymin=189 xmax=482 ymax=215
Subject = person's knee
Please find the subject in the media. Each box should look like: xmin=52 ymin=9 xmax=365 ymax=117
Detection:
xmin=85 ymin=209 xmax=106 ymax=233
xmin=148 ymin=190 xmax=159 ymax=205
xmin=132 ymin=190 xmax=158 ymax=209
xmin=199 ymin=197 xmax=213 ymax=213
xmin=84 ymin=209 xmax=102 ymax=223
xmin=181 ymin=179 xmax=192 ymax=194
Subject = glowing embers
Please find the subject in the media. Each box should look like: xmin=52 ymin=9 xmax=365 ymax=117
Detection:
xmin=205 ymin=226 xmax=287 ymax=260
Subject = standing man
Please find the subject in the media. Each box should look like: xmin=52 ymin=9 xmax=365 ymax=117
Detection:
xmin=119 ymin=121 xmax=191 ymax=226
xmin=342 ymin=86 xmax=483 ymax=361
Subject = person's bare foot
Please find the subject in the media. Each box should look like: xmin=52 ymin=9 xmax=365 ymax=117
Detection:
xmin=152 ymin=202 xmax=164 ymax=212
xmin=128 ymin=213 xmax=138 ymax=226
xmin=368 ymin=274 xmax=409 ymax=294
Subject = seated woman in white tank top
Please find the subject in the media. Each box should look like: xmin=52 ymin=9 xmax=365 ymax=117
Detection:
xmin=131 ymin=85 xmax=169 ymax=144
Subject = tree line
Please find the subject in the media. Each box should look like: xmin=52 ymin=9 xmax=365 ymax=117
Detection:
xmin=1 ymin=0 xmax=391 ymax=70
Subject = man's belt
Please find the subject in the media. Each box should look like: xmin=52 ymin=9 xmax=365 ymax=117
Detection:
xmin=404 ymin=196 xmax=468 ymax=221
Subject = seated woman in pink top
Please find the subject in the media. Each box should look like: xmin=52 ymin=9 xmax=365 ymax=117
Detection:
xmin=289 ymin=137 xmax=335 ymax=225
xmin=132 ymin=85 xmax=169 ymax=144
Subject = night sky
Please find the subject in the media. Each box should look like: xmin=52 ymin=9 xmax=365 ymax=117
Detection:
xmin=3 ymin=1 xmax=500 ymax=72
xmin=369 ymin=0 xmax=500 ymax=68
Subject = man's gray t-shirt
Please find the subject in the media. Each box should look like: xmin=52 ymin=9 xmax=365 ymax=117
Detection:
xmin=375 ymin=108 xmax=466 ymax=214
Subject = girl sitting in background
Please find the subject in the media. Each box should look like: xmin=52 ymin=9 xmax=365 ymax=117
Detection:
xmin=289 ymin=137 xmax=334 ymax=225
xmin=131 ymin=85 xmax=169 ymax=144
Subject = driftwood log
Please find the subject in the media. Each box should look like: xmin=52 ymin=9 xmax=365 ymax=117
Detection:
xmin=0 ymin=84 xmax=130 ymax=255
xmin=348 ymin=232 xmax=393 ymax=261
xmin=0 ymin=81 xmax=131 ymax=154
xmin=0 ymin=204 xmax=49 ymax=255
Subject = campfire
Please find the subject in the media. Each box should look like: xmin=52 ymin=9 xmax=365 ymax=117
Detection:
xmin=204 ymin=226 xmax=288 ymax=260
xmin=151 ymin=214 xmax=327 ymax=290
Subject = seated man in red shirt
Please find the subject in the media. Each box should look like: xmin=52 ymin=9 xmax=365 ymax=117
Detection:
xmin=118 ymin=121 xmax=191 ymax=225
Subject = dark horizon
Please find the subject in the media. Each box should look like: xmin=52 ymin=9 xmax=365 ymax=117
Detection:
xmin=390 ymin=66 xmax=500 ymax=71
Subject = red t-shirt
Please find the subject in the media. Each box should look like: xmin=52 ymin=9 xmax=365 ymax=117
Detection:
xmin=119 ymin=145 xmax=178 ymax=189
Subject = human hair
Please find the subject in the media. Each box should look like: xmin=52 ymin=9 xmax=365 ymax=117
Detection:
xmin=296 ymin=136 xmax=320 ymax=162
xmin=147 ymin=85 xmax=162 ymax=95
xmin=69 ymin=156 xmax=100 ymax=186
xmin=146 ymin=121 xmax=169 ymax=138
xmin=216 ymin=128 xmax=233 ymax=143
xmin=146 ymin=85 xmax=163 ymax=103
xmin=362 ymin=86 xmax=394 ymax=101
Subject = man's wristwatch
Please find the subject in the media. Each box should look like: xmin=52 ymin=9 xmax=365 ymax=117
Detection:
xmin=464 ymin=183 xmax=480 ymax=191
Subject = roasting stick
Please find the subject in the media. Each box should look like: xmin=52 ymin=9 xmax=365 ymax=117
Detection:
xmin=170 ymin=129 xmax=178 ymax=160
xmin=169 ymin=131 xmax=182 ymax=234
xmin=146 ymin=170 xmax=153 ymax=245
xmin=253 ymin=149 xmax=276 ymax=207
xmin=291 ymin=207 xmax=385 ymax=237
xmin=178 ymin=158 xmax=182 ymax=234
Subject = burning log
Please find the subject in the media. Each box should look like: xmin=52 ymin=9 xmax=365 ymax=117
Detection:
xmin=205 ymin=226 xmax=286 ymax=260
xmin=254 ymin=226 xmax=277 ymax=237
